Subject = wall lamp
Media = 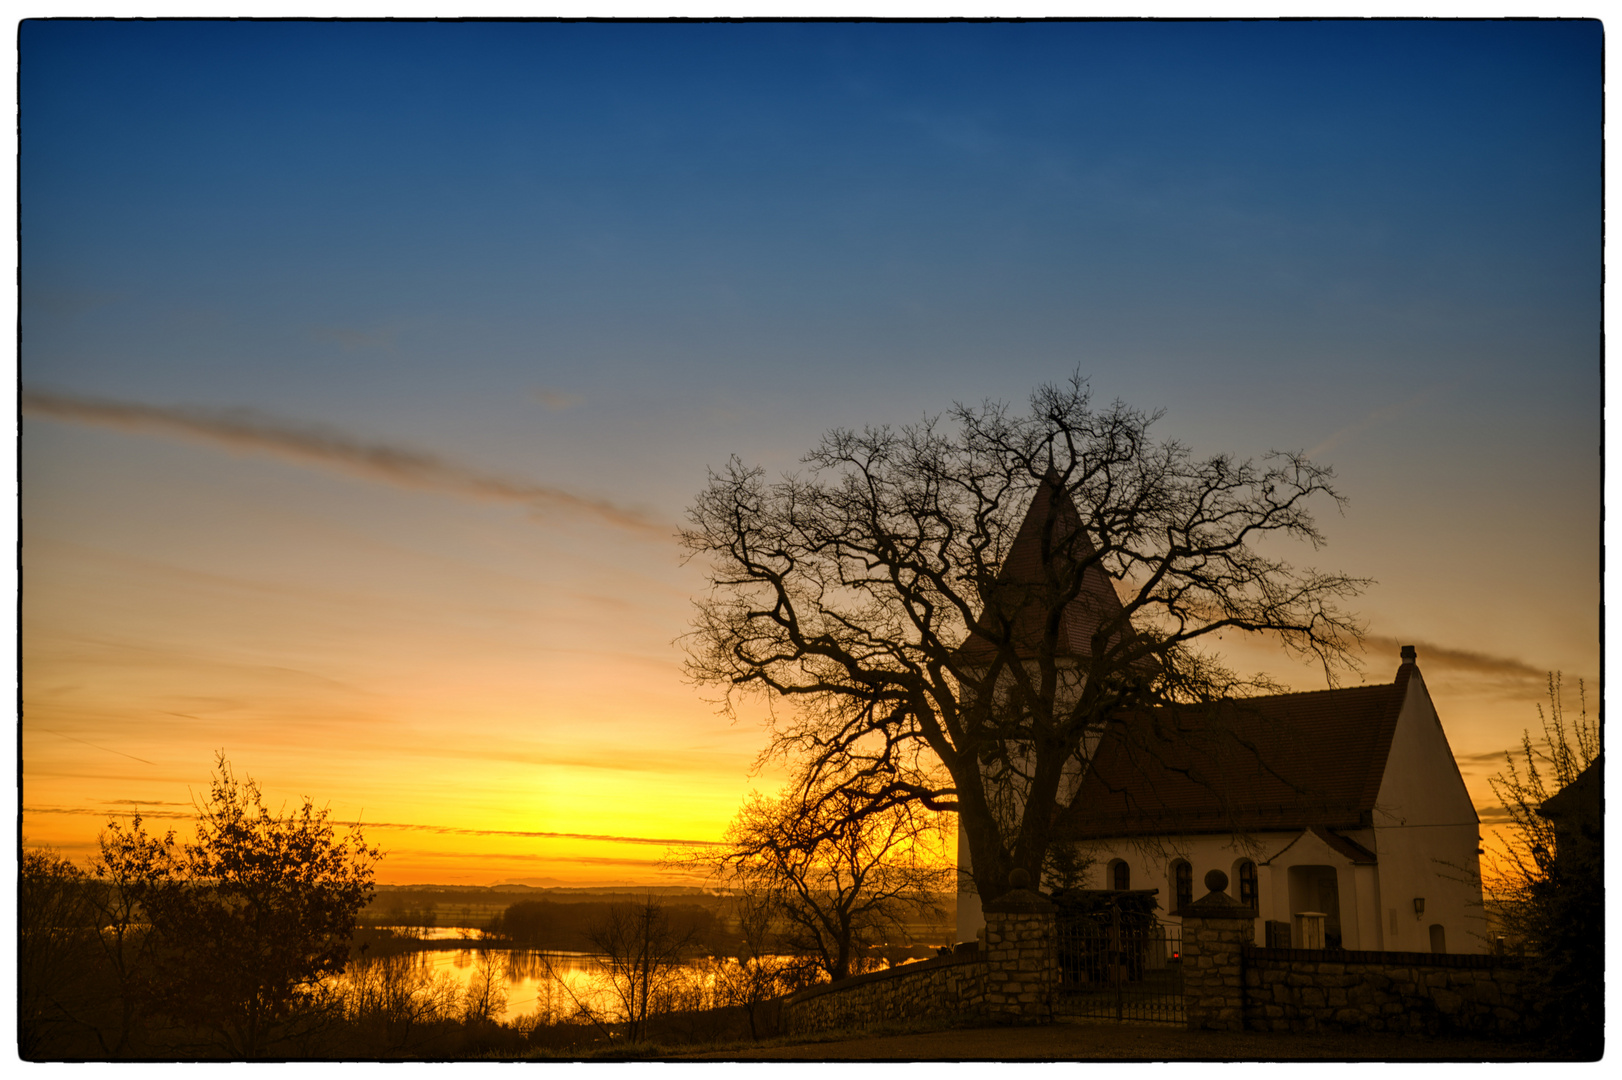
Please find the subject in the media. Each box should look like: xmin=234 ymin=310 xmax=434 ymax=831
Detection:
xmin=1413 ymin=897 xmax=1426 ymax=917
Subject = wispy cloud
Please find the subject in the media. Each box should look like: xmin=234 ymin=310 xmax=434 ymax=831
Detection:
xmin=99 ymin=799 xmax=193 ymax=807
xmin=532 ymin=388 xmax=584 ymax=412
xmin=1306 ymin=384 xmax=1452 ymax=461
xmin=1363 ymin=636 xmax=1546 ymax=684
xmin=23 ymin=805 xmax=721 ymax=847
xmin=22 ymin=390 xmax=665 ymax=536
xmin=1455 ymin=748 xmax=1522 ymax=768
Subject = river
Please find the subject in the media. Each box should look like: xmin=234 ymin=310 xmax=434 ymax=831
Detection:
xmin=345 ymin=929 xmax=735 ymax=1025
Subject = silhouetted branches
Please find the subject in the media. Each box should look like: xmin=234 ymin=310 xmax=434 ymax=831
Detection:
xmin=684 ymin=374 xmax=1366 ymax=897
xmin=89 ymin=754 xmax=382 ymax=1058
xmin=683 ymin=775 xmax=953 ymax=983
xmin=1482 ymin=675 xmax=1601 ymax=1057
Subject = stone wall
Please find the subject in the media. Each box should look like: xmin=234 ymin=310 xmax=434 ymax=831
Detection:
xmin=1242 ymin=947 xmax=1530 ymax=1038
xmin=781 ymin=879 xmax=1060 ymax=1035
xmin=980 ymin=900 xmax=1058 ymax=1023
xmin=1180 ymin=867 xmax=1533 ymax=1039
xmin=1179 ymin=869 xmax=1257 ymax=1031
xmin=781 ymin=952 xmax=986 ymax=1035
xmin=1182 ymin=914 xmax=1254 ymax=1030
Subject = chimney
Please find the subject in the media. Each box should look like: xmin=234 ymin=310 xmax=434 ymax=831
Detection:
xmin=1400 ymin=644 xmax=1417 ymax=665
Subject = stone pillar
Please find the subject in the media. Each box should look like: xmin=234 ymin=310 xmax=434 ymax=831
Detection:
xmin=1180 ymin=869 xmax=1256 ymax=1031
xmin=979 ymin=868 xmax=1058 ymax=1024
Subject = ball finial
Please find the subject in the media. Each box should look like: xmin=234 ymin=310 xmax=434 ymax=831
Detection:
xmin=1204 ymin=869 xmax=1229 ymax=894
xmin=1008 ymin=868 xmax=1031 ymax=890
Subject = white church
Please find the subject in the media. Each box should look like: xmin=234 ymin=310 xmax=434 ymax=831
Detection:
xmin=956 ymin=481 xmax=1485 ymax=955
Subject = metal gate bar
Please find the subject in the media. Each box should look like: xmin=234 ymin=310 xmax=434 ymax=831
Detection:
xmin=1055 ymin=907 xmax=1184 ymax=1024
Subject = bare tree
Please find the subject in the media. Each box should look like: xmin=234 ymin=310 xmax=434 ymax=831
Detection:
xmin=711 ymin=889 xmax=800 ymax=1039
xmin=683 ymin=375 xmax=1366 ymax=899
xmin=340 ymin=951 xmax=461 ymax=1054
xmin=701 ymin=780 xmax=953 ymax=983
xmin=460 ymin=947 xmax=508 ymax=1025
xmin=579 ymin=898 xmax=697 ymax=1043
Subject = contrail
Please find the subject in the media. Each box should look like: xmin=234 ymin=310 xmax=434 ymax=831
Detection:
xmin=22 ymin=390 xmax=667 ymax=536
xmin=31 ymin=727 xmax=158 ymax=766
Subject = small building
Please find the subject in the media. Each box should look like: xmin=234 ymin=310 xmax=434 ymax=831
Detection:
xmin=1537 ymin=756 xmax=1602 ymax=863
xmin=953 ymin=475 xmax=1485 ymax=953
xmin=958 ymin=646 xmax=1487 ymax=952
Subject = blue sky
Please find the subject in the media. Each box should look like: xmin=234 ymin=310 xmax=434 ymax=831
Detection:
xmin=20 ymin=19 xmax=1602 ymax=882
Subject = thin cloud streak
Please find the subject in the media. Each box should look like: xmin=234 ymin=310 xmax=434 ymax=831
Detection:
xmin=23 ymin=805 xmax=721 ymax=847
xmin=1363 ymin=636 xmax=1547 ymax=683
xmin=22 ymin=390 xmax=666 ymax=536
xmin=1306 ymin=384 xmax=1449 ymax=461
xmin=32 ymin=727 xmax=158 ymax=765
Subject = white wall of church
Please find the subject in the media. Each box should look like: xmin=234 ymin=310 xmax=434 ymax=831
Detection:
xmin=951 ymin=663 xmax=1487 ymax=954
xmin=1370 ymin=672 xmax=1487 ymax=953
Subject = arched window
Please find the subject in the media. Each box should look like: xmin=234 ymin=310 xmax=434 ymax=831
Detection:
xmin=1172 ymin=860 xmax=1193 ymax=912
xmin=1236 ymin=860 xmax=1258 ymax=910
xmin=1111 ymin=859 xmax=1130 ymax=891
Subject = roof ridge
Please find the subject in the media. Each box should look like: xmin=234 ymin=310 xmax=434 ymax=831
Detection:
xmin=1152 ymin=680 xmax=1402 ymax=714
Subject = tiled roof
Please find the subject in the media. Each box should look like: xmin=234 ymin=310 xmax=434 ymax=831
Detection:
xmin=957 ymin=472 xmax=1128 ymax=663
xmin=1062 ymin=663 xmax=1415 ymax=837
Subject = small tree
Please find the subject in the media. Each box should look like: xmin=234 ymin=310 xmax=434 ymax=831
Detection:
xmin=1483 ymin=675 xmax=1600 ymax=1057
xmin=705 ymin=779 xmax=953 ymax=983
xmin=18 ymin=848 xmax=100 ymax=1058
xmin=707 ymin=888 xmax=800 ymax=1040
xmin=579 ymin=898 xmax=697 ymax=1042
xmin=460 ymin=947 xmax=509 ymax=1025
xmin=84 ymin=814 xmax=182 ymax=1057
xmin=106 ymin=754 xmax=382 ymax=1057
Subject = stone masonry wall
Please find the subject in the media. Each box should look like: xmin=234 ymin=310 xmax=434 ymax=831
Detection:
xmin=781 ymin=883 xmax=1060 ymax=1035
xmin=1181 ymin=914 xmax=1253 ymax=1031
xmin=781 ymin=953 xmax=986 ymax=1035
xmin=980 ymin=908 xmax=1059 ymax=1022
xmin=1242 ymin=947 xmax=1530 ymax=1038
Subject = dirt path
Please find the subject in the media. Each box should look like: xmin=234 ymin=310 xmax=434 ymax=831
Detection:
xmin=681 ymin=1019 xmax=1548 ymax=1061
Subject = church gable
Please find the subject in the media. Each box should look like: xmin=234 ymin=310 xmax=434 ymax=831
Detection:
xmin=1370 ymin=656 xmax=1478 ymax=829
xmin=956 ymin=470 xmax=1128 ymax=664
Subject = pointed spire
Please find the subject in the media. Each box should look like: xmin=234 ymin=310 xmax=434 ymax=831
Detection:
xmin=958 ymin=470 xmax=1127 ymax=662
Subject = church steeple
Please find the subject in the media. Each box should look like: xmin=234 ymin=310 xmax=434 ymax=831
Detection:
xmin=957 ymin=469 xmax=1127 ymax=663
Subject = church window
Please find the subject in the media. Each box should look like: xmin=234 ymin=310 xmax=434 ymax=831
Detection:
xmin=1237 ymin=860 xmax=1258 ymax=909
xmin=1172 ymin=860 xmax=1193 ymax=911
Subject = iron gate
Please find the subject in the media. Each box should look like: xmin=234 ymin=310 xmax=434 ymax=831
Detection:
xmin=1055 ymin=907 xmax=1184 ymax=1023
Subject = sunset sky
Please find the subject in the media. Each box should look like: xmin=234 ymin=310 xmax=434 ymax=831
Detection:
xmin=19 ymin=20 xmax=1601 ymax=885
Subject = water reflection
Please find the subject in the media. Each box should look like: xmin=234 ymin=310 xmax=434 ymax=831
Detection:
xmin=338 ymin=947 xmax=620 ymax=1024
xmin=336 ymin=946 xmax=794 ymax=1026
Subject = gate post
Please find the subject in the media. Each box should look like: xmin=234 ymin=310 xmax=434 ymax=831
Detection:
xmin=980 ymin=869 xmax=1058 ymax=1024
xmin=1180 ymin=869 xmax=1255 ymax=1031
